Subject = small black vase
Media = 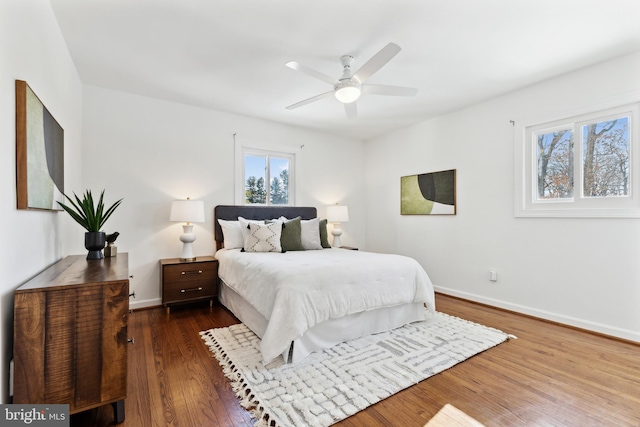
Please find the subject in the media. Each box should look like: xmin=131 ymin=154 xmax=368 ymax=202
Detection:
xmin=85 ymin=231 xmax=106 ymax=260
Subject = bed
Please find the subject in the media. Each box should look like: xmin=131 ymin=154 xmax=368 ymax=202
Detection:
xmin=214 ymin=205 xmax=435 ymax=364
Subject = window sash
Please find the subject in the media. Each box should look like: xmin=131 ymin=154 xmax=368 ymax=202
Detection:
xmin=235 ymin=143 xmax=296 ymax=206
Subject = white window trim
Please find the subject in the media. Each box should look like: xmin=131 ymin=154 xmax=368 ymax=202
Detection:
xmin=234 ymin=139 xmax=297 ymax=205
xmin=514 ymin=92 xmax=640 ymax=218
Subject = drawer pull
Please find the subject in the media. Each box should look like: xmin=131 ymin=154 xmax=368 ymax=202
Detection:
xmin=181 ymin=270 xmax=203 ymax=275
xmin=129 ymin=291 xmax=136 ymax=298
xmin=128 ymin=338 xmax=135 ymax=345
xmin=181 ymin=287 xmax=203 ymax=293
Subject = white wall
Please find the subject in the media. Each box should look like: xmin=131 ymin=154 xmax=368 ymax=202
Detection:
xmin=4 ymin=2 xmax=635 ymax=409
xmin=0 ymin=0 xmax=83 ymax=403
xmin=365 ymin=52 xmax=640 ymax=342
xmin=81 ymin=85 xmax=365 ymax=309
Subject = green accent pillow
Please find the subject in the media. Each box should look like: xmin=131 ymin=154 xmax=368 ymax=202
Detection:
xmin=279 ymin=217 xmax=305 ymax=251
xmin=319 ymin=219 xmax=331 ymax=248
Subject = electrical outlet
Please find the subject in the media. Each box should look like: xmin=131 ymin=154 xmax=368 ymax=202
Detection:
xmin=489 ymin=270 xmax=498 ymax=282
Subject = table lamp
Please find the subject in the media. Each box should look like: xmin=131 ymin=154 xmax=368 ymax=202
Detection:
xmin=326 ymin=204 xmax=349 ymax=248
xmin=170 ymin=197 xmax=205 ymax=261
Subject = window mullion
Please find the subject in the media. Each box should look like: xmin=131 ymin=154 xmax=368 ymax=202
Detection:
xmin=574 ymin=123 xmax=584 ymax=202
xmin=265 ymin=154 xmax=271 ymax=205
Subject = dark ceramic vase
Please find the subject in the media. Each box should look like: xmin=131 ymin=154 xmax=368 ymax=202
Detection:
xmin=85 ymin=231 xmax=106 ymax=260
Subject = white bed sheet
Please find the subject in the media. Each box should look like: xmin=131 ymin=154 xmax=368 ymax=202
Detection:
xmin=216 ymin=248 xmax=435 ymax=364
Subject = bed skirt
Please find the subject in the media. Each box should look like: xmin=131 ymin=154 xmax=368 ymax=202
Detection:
xmin=218 ymin=278 xmax=427 ymax=363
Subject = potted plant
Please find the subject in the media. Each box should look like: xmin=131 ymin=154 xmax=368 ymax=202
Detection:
xmin=57 ymin=190 xmax=123 ymax=259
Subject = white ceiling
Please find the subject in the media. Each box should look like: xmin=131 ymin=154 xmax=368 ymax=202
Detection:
xmin=49 ymin=0 xmax=640 ymax=140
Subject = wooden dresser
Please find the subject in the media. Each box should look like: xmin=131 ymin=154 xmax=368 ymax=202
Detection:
xmin=13 ymin=254 xmax=131 ymax=423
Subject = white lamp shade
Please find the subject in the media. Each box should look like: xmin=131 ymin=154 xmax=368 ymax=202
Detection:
xmin=334 ymin=85 xmax=361 ymax=103
xmin=170 ymin=199 xmax=205 ymax=223
xmin=327 ymin=205 xmax=349 ymax=223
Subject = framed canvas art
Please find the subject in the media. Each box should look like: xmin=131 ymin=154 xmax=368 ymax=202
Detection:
xmin=401 ymin=169 xmax=456 ymax=215
xmin=16 ymin=80 xmax=64 ymax=210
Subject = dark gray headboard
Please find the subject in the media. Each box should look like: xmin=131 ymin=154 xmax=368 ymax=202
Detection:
xmin=214 ymin=205 xmax=318 ymax=247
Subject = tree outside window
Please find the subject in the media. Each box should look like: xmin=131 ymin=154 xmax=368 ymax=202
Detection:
xmin=244 ymin=152 xmax=292 ymax=205
xmin=534 ymin=116 xmax=630 ymax=202
xmin=582 ymin=118 xmax=629 ymax=198
xmin=537 ymin=129 xmax=574 ymax=199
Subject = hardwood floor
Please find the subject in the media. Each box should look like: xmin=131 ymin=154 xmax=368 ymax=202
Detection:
xmin=71 ymin=294 xmax=640 ymax=426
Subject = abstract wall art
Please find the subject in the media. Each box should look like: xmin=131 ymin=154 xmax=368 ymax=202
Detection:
xmin=16 ymin=80 xmax=64 ymax=210
xmin=401 ymin=169 xmax=456 ymax=215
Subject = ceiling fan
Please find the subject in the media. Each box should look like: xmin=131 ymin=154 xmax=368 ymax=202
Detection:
xmin=285 ymin=42 xmax=418 ymax=118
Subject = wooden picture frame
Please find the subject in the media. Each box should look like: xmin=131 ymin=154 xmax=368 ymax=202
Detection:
xmin=16 ymin=80 xmax=64 ymax=210
xmin=401 ymin=169 xmax=456 ymax=215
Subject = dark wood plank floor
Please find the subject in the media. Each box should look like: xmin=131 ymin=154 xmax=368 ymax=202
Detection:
xmin=72 ymin=294 xmax=640 ymax=426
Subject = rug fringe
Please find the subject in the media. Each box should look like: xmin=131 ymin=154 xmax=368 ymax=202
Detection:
xmin=202 ymin=330 xmax=282 ymax=427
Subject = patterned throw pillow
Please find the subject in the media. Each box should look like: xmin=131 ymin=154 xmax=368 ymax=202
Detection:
xmin=244 ymin=222 xmax=283 ymax=253
xmin=238 ymin=216 xmax=264 ymax=243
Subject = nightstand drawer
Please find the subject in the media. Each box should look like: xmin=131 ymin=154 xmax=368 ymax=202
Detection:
xmin=162 ymin=263 xmax=217 ymax=283
xmin=163 ymin=279 xmax=217 ymax=303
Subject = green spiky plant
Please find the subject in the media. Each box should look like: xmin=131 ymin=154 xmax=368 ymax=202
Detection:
xmin=57 ymin=190 xmax=123 ymax=232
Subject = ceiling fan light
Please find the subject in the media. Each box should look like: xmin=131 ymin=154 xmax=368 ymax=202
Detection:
xmin=334 ymin=80 xmax=361 ymax=103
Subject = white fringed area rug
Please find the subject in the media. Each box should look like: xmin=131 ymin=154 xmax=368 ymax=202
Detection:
xmin=200 ymin=312 xmax=511 ymax=427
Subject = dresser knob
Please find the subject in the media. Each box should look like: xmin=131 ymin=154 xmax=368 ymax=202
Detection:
xmin=129 ymin=291 xmax=136 ymax=298
xmin=129 ymin=275 xmax=134 ymax=278
xmin=128 ymin=338 xmax=135 ymax=345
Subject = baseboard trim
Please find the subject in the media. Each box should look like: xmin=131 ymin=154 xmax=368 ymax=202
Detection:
xmin=130 ymin=297 xmax=162 ymax=311
xmin=434 ymin=286 xmax=640 ymax=344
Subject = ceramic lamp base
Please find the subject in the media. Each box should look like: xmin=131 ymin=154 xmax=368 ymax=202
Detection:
xmin=179 ymin=224 xmax=196 ymax=261
xmin=331 ymin=228 xmax=343 ymax=248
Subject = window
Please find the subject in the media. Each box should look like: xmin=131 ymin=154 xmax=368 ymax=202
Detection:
xmin=235 ymin=141 xmax=296 ymax=206
xmin=515 ymin=98 xmax=640 ymax=217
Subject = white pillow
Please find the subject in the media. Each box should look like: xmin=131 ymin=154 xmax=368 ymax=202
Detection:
xmin=244 ymin=222 xmax=282 ymax=252
xmin=300 ymin=218 xmax=322 ymax=250
xmin=217 ymin=219 xmax=243 ymax=249
xmin=238 ymin=216 xmax=264 ymax=243
xmin=277 ymin=216 xmax=322 ymax=250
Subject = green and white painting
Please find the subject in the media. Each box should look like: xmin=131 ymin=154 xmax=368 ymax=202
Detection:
xmin=401 ymin=169 xmax=456 ymax=215
xmin=16 ymin=80 xmax=64 ymax=210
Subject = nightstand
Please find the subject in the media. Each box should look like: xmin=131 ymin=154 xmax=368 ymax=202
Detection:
xmin=160 ymin=256 xmax=218 ymax=313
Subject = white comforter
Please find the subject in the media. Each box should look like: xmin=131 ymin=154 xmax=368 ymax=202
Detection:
xmin=215 ymin=248 xmax=435 ymax=364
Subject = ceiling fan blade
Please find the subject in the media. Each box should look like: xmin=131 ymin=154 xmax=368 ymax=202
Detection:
xmin=362 ymin=84 xmax=418 ymax=97
xmin=286 ymin=61 xmax=338 ymax=86
xmin=286 ymin=91 xmax=334 ymax=110
xmin=344 ymin=102 xmax=357 ymax=119
xmin=352 ymin=42 xmax=401 ymax=83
